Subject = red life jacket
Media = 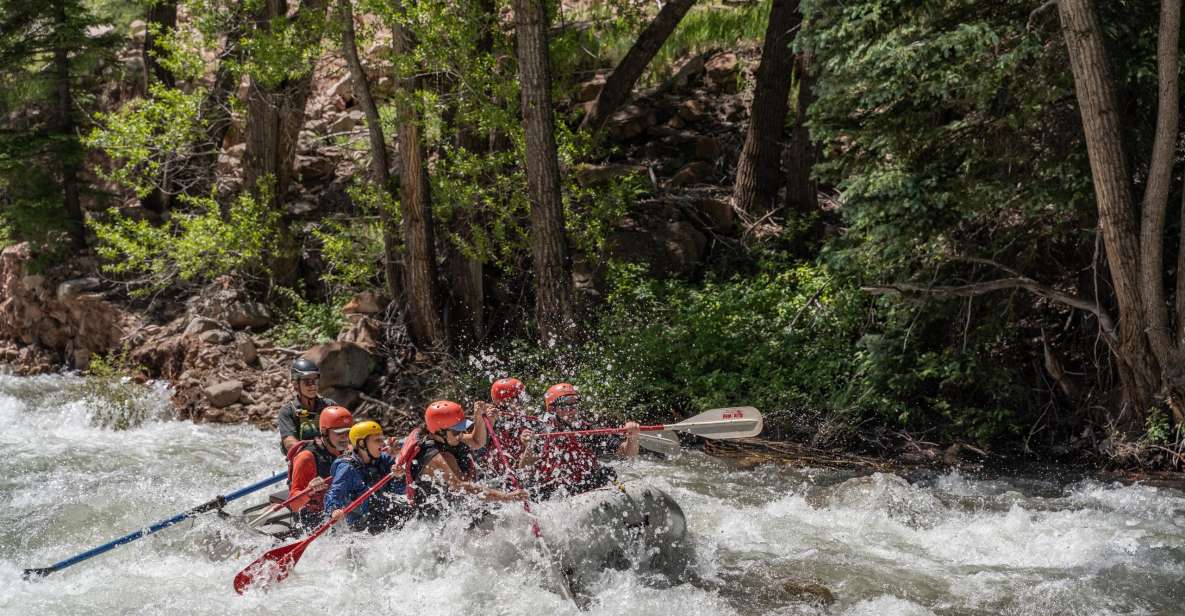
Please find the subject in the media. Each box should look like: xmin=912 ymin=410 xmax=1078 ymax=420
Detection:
xmin=285 ymin=439 xmax=337 ymax=513
xmin=531 ymin=431 xmax=599 ymax=493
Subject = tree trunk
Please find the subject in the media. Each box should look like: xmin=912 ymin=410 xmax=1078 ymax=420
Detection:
xmin=732 ymin=0 xmax=801 ymax=216
xmin=53 ymin=0 xmax=85 ymax=248
xmin=339 ymin=0 xmax=402 ymax=307
xmin=582 ymin=0 xmax=696 ymax=131
xmin=513 ymin=0 xmax=575 ymax=341
xmin=242 ymin=0 xmax=325 ymax=212
xmin=391 ymin=7 xmax=447 ymax=349
xmin=784 ymin=52 xmax=817 ymax=217
xmin=145 ymin=1 xmax=178 ymax=88
xmin=1058 ymin=0 xmax=1160 ymax=418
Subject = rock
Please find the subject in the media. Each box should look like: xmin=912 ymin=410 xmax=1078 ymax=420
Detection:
xmin=329 ymin=109 xmax=365 ymax=134
xmin=699 ymin=198 xmax=734 ymax=232
xmin=705 ymin=52 xmax=739 ymax=91
xmin=304 ymin=341 xmax=375 ymax=389
xmin=664 ymin=53 xmax=707 ymax=91
xmin=184 ymin=317 xmax=223 ymax=337
xmin=198 ymin=329 xmax=232 ymax=345
xmin=342 ymin=291 xmax=388 ymax=316
xmin=667 ymin=115 xmax=686 ymax=129
xmin=21 ymin=274 xmax=45 ymax=293
xmin=129 ymin=20 xmax=147 ymax=43
xmin=287 ymin=200 xmax=318 ymax=217
xmin=188 ymin=281 xmax=273 ymax=330
xmin=236 ymin=335 xmax=258 ymax=365
xmin=677 ymin=98 xmax=707 ymax=123
xmin=669 ymin=161 xmax=714 ymax=187
xmin=575 ymin=74 xmax=606 ymax=102
xmin=779 ymin=580 xmax=835 ymax=605
xmin=205 ymin=380 xmax=243 ymax=408
xmin=607 ymin=104 xmax=657 ymax=140
xmin=328 ymin=74 xmax=353 ymax=105
xmin=694 ymin=136 xmax=723 ymax=161
xmin=337 ymin=314 xmax=381 ymax=352
xmin=295 ymin=154 xmax=336 ymax=185
xmin=664 ymin=221 xmax=707 ymax=272
xmin=56 ymin=277 xmax=101 ymax=302
xmin=72 ymin=347 xmax=92 ymax=371
xmin=321 ymin=386 xmax=361 ymax=410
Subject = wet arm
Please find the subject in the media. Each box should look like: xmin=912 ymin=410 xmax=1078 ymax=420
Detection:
xmin=424 ymin=455 xmax=519 ymax=502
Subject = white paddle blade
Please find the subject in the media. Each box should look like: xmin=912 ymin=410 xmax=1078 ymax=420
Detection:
xmin=639 ymin=431 xmax=681 ymax=457
xmin=671 ymin=406 xmax=763 ymax=439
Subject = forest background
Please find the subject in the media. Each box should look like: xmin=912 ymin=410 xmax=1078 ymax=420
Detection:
xmin=2 ymin=0 xmax=1183 ymax=469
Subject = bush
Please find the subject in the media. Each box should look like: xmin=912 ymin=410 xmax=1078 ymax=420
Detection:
xmin=90 ymin=185 xmax=284 ymax=295
xmin=265 ymin=287 xmax=345 ymax=348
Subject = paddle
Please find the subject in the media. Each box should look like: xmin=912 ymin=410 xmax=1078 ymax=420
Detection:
xmin=23 ymin=471 xmax=287 ymax=579
xmin=247 ymin=484 xmax=318 ymax=527
xmin=639 ymin=431 xmax=682 ymax=457
xmin=537 ymin=406 xmax=763 ymax=441
xmin=233 ymin=441 xmax=415 ymax=594
xmin=482 ymin=416 xmax=574 ymax=603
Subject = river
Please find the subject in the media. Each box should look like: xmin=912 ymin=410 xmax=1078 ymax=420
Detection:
xmin=1 ymin=373 xmax=1183 ymax=615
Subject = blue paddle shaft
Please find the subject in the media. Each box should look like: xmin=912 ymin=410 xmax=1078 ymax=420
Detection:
xmin=26 ymin=471 xmax=287 ymax=577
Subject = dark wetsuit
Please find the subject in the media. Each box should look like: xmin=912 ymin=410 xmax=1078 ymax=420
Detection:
xmin=408 ymin=437 xmax=481 ymax=520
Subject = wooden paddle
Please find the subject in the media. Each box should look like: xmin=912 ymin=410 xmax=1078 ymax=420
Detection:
xmin=538 ymin=406 xmax=763 ymax=441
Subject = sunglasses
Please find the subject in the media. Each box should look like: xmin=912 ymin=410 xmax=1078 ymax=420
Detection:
xmin=552 ymin=396 xmax=580 ymax=409
xmin=298 ymin=377 xmax=319 ymax=386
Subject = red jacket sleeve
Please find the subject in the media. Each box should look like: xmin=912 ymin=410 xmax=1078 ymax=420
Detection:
xmin=288 ymin=450 xmax=317 ymax=511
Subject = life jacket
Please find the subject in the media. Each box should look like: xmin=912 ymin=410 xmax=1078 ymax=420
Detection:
xmin=406 ymin=434 xmax=477 ymax=517
xmin=285 ymin=439 xmax=338 ymax=512
xmin=291 ymin=397 xmax=333 ymax=441
xmin=530 ymin=417 xmax=616 ymax=497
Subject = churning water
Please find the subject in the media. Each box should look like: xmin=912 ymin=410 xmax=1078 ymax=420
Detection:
xmin=2 ymin=373 xmax=1184 ymax=615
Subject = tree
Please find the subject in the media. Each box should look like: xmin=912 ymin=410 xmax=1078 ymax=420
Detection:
xmin=383 ymin=1 xmax=448 ymax=349
xmin=582 ymin=0 xmax=697 ymax=132
xmin=0 ymin=0 xmax=115 ymax=250
xmin=1057 ymin=0 xmax=1183 ymax=422
xmin=242 ymin=0 xmax=328 ymax=212
xmin=513 ymin=0 xmax=575 ymax=341
xmin=338 ymin=0 xmax=400 ymax=308
xmin=733 ymin=0 xmax=802 ymax=216
xmin=784 ymin=53 xmax=817 ymax=216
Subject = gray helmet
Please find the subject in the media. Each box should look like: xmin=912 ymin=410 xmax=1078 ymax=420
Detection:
xmin=291 ymin=357 xmax=320 ymax=380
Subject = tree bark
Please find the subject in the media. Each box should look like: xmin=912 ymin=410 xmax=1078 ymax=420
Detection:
xmin=513 ymin=0 xmax=575 ymax=341
xmin=1058 ymin=0 xmax=1160 ymax=416
xmin=53 ymin=0 xmax=85 ymax=248
xmin=242 ymin=0 xmax=325 ymax=212
xmin=338 ymin=0 xmax=402 ymax=307
xmin=390 ymin=5 xmax=447 ymax=349
xmin=145 ymin=0 xmax=178 ymax=88
xmin=784 ymin=52 xmax=817 ymax=217
xmin=732 ymin=0 xmax=801 ymax=216
xmin=582 ymin=0 xmax=696 ymax=131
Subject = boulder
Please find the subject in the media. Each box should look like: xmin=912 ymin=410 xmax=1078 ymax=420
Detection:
xmin=198 ymin=329 xmax=232 ymax=345
xmin=699 ymin=198 xmax=734 ymax=232
xmin=321 ymin=386 xmax=361 ymax=410
xmin=694 ymin=136 xmax=723 ymax=161
xmin=56 ymin=277 xmax=101 ymax=302
xmin=236 ymin=335 xmax=258 ymax=365
xmin=705 ymin=52 xmax=739 ymax=92
xmin=295 ymin=154 xmax=336 ymax=186
xmin=287 ymin=199 xmax=318 ymax=217
xmin=329 ymin=109 xmax=365 ymax=134
xmin=664 ymin=53 xmax=707 ymax=91
xmin=188 ymin=281 xmax=273 ymax=330
xmin=184 ymin=317 xmax=223 ymax=337
xmin=677 ymin=98 xmax=707 ymax=123
xmin=669 ymin=161 xmax=714 ymax=187
xmin=205 ymin=380 xmax=243 ymax=408
xmin=607 ymin=104 xmax=657 ymax=140
xmin=304 ymin=341 xmax=375 ymax=389
xmin=342 ymin=291 xmax=389 ymax=316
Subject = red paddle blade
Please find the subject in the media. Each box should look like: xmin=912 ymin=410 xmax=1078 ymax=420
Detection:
xmin=233 ymin=538 xmax=310 ymax=594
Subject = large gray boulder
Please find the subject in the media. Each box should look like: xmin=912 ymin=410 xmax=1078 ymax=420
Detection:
xmin=303 ymin=341 xmax=375 ymax=390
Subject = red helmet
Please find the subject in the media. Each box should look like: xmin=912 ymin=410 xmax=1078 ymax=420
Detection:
xmin=491 ymin=377 xmax=525 ymax=402
xmin=544 ymin=383 xmax=579 ymax=412
xmin=319 ymin=406 xmax=354 ymax=433
xmin=425 ymin=400 xmax=472 ymax=434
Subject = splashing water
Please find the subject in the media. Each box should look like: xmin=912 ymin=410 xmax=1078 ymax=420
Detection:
xmin=1 ymin=374 xmax=1184 ymax=615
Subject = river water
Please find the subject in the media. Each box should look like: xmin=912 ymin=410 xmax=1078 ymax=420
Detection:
xmin=1 ymin=373 xmax=1184 ymax=615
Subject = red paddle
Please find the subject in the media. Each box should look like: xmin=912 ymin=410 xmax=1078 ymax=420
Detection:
xmin=233 ymin=438 xmax=417 ymax=594
xmin=483 ymin=417 xmax=574 ymax=602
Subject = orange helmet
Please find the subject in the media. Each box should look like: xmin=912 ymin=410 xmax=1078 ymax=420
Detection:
xmin=544 ymin=383 xmax=579 ymax=412
xmin=319 ymin=406 xmax=354 ymax=434
xmin=425 ymin=400 xmax=472 ymax=434
xmin=491 ymin=377 xmax=525 ymax=402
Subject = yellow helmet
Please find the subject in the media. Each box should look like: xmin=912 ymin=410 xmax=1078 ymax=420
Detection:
xmin=349 ymin=420 xmax=383 ymax=447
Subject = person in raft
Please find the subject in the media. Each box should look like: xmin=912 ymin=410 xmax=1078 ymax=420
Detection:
xmin=479 ymin=377 xmax=537 ymax=485
xmin=285 ymin=405 xmax=353 ymax=530
xmin=325 ymin=420 xmax=407 ymax=533
xmin=277 ymin=357 xmax=337 ymax=454
xmin=518 ymin=383 xmax=640 ymax=499
xmin=406 ymin=400 xmax=526 ymax=519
